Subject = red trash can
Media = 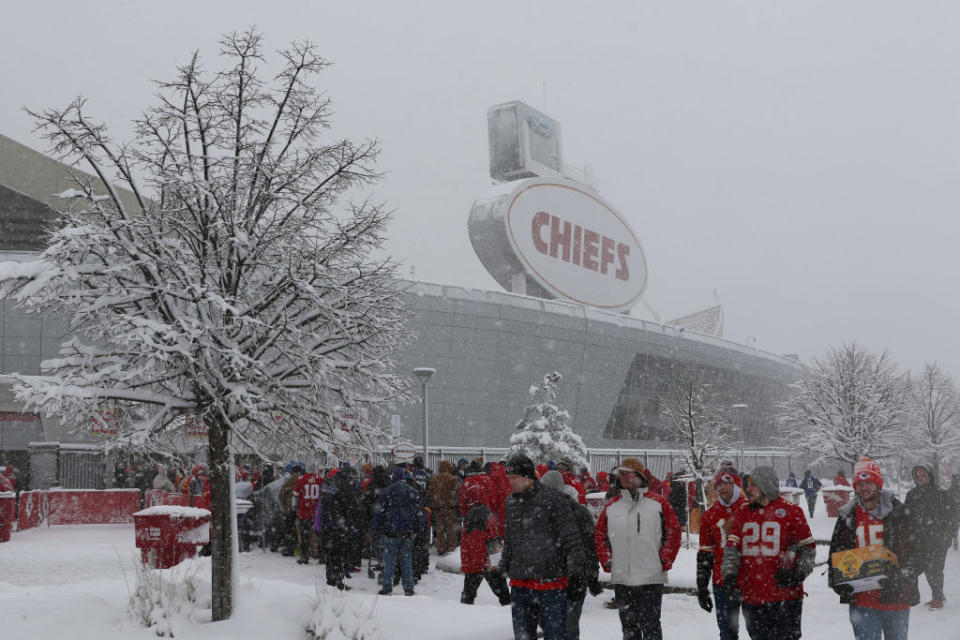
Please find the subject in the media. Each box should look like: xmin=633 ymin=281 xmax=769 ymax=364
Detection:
xmin=134 ymin=506 xmax=211 ymax=568
xmin=0 ymin=491 xmax=15 ymax=543
xmin=822 ymin=487 xmax=853 ymax=517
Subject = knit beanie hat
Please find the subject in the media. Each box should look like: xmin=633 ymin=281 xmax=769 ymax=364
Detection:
xmin=853 ymin=458 xmax=883 ymax=489
xmin=505 ymin=454 xmax=537 ymax=480
xmin=714 ymin=468 xmax=742 ymax=487
xmin=540 ymin=470 xmax=565 ymax=491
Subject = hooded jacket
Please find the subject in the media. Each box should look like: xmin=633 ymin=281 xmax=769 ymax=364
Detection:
xmin=904 ymin=465 xmax=958 ymax=548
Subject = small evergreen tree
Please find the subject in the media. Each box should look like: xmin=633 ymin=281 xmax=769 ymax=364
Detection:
xmin=508 ymin=372 xmax=588 ymax=468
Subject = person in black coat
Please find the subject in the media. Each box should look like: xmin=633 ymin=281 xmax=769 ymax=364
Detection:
xmin=321 ymin=466 xmax=362 ymax=590
xmin=540 ymin=471 xmax=600 ymax=640
xmin=500 ymin=454 xmax=586 ymax=640
xmin=904 ymin=465 xmax=958 ymax=608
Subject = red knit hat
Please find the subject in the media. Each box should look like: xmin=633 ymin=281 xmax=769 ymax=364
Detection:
xmin=853 ymin=457 xmax=882 ymax=489
xmin=714 ymin=469 xmax=741 ymax=487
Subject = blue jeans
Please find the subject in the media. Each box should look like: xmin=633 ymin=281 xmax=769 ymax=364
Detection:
xmin=713 ymin=584 xmax=741 ymax=640
xmin=849 ymin=605 xmax=909 ymax=640
xmin=379 ymin=534 xmax=414 ymax=592
xmin=510 ymin=586 xmax=567 ymax=640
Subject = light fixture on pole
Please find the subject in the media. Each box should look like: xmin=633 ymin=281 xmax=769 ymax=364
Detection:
xmin=413 ymin=367 xmax=437 ymax=461
xmin=731 ymin=403 xmax=748 ymax=466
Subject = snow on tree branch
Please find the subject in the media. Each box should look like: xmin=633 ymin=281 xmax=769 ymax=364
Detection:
xmin=778 ymin=343 xmax=907 ymax=465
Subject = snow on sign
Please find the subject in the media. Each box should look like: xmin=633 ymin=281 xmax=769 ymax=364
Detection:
xmin=391 ymin=443 xmax=417 ymax=461
xmin=469 ymin=177 xmax=648 ymax=312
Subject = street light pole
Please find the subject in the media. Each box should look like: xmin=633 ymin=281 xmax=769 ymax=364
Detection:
xmin=413 ymin=368 xmax=437 ymax=462
xmin=731 ymin=404 xmax=748 ymax=469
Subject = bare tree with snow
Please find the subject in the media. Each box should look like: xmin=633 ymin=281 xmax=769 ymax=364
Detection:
xmin=660 ymin=368 xmax=732 ymax=512
xmin=905 ymin=362 xmax=960 ymax=481
xmin=0 ymin=29 xmax=410 ymax=621
xmin=508 ymin=372 xmax=588 ymax=469
xmin=779 ymin=343 xmax=906 ymax=466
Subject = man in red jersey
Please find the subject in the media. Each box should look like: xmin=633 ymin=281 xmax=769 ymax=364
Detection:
xmin=697 ymin=468 xmax=747 ymax=640
xmin=292 ymin=465 xmax=323 ymax=564
xmin=721 ymin=466 xmax=815 ymax=640
xmin=828 ymin=458 xmax=918 ymax=640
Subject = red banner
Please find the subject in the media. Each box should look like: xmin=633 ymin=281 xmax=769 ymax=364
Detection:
xmin=0 ymin=411 xmax=40 ymax=422
xmin=91 ymin=410 xmax=119 ymax=435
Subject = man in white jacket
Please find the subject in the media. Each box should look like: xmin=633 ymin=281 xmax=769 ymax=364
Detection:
xmin=594 ymin=458 xmax=682 ymax=640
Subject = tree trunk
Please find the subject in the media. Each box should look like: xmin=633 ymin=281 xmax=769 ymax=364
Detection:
xmin=208 ymin=415 xmax=233 ymax=621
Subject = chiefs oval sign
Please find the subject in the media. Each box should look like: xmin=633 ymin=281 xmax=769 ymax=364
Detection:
xmin=469 ymin=178 xmax=648 ymax=312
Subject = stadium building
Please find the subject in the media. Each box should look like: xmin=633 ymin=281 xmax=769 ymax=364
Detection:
xmin=0 ymin=105 xmax=802 ymax=485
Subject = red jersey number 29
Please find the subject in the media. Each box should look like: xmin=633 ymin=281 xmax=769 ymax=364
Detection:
xmin=742 ymin=522 xmax=781 ymax=556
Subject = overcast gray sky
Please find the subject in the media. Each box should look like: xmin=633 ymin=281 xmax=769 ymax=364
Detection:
xmin=3 ymin=1 xmax=959 ymax=375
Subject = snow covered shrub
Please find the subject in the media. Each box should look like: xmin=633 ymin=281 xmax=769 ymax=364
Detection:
xmin=306 ymin=583 xmax=381 ymax=640
xmin=509 ymin=371 xmax=588 ymax=468
xmin=128 ymin=556 xmax=211 ymax=637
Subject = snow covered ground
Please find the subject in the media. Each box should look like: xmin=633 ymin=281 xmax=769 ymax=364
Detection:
xmin=1 ymin=500 xmax=957 ymax=639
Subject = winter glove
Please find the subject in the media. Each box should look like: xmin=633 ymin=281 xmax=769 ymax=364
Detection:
xmin=831 ymin=583 xmax=854 ymax=598
xmin=566 ymin=576 xmax=586 ymax=602
xmin=587 ymin=576 xmax=603 ymax=597
xmin=697 ymin=588 xmax=713 ymax=613
xmin=775 ymin=568 xmax=806 ymax=588
xmin=721 ymin=571 xmax=739 ymax=591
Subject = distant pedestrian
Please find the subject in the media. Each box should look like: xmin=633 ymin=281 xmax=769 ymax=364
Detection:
xmin=459 ymin=496 xmax=510 ymax=606
xmin=428 ymin=461 xmax=460 ymax=555
xmin=834 ymin=469 xmax=851 ymax=487
xmin=904 ymin=465 xmax=957 ymax=609
xmin=293 ymin=466 xmax=322 ymax=564
xmin=371 ymin=467 xmax=426 ymax=596
xmin=278 ymin=463 xmax=302 ymax=556
xmin=320 ymin=466 xmax=362 ymax=589
xmin=785 ymin=473 xmax=798 ymax=488
xmin=951 ymin=474 xmax=960 ymax=551
xmin=152 ymin=463 xmax=175 ymax=492
xmin=799 ymin=470 xmax=822 ymax=517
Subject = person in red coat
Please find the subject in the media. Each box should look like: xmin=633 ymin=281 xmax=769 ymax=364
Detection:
xmin=833 ymin=470 xmax=851 ymax=487
xmin=487 ymin=462 xmax=512 ymax=537
xmin=460 ymin=461 xmax=495 ymax=516
xmin=595 ymin=471 xmax=610 ymax=494
xmin=460 ymin=498 xmax=510 ymax=606
xmin=696 ymin=468 xmax=747 ymax=640
xmin=557 ymin=459 xmax=586 ymax=505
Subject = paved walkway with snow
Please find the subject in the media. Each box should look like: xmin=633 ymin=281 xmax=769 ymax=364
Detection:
xmin=0 ymin=510 xmax=957 ymax=638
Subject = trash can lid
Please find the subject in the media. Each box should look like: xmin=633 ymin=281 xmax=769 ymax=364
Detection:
xmin=134 ymin=505 xmax=211 ymax=519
